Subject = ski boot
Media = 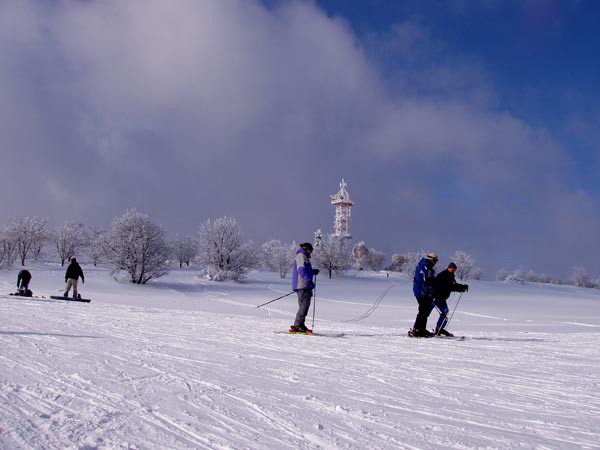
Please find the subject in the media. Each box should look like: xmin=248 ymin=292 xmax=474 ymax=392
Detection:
xmin=408 ymin=328 xmax=433 ymax=338
xmin=435 ymin=327 xmax=454 ymax=337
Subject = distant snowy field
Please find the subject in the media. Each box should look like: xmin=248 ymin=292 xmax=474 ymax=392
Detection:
xmin=1 ymin=265 xmax=599 ymax=449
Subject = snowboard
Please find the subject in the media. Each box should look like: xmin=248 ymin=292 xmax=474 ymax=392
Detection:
xmin=49 ymin=295 xmax=92 ymax=303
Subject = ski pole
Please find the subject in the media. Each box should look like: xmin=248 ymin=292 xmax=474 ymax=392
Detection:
xmin=445 ymin=291 xmax=464 ymax=329
xmin=311 ymin=273 xmax=317 ymax=329
xmin=256 ymin=291 xmax=294 ymax=308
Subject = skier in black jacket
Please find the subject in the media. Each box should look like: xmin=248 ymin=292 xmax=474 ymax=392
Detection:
xmin=432 ymin=262 xmax=468 ymax=336
xmin=64 ymin=257 xmax=85 ymax=298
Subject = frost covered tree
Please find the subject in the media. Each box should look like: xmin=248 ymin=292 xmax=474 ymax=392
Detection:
xmin=353 ymin=242 xmax=385 ymax=271
xmin=85 ymin=226 xmax=106 ymax=266
xmin=197 ymin=217 xmax=257 ymax=281
xmin=451 ymin=251 xmax=481 ymax=281
xmin=102 ymin=210 xmax=171 ymax=284
xmin=389 ymin=252 xmax=419 ymax=273
xmin=172 ymin=235 xmax=198 ymax=268
xmin=261 ymin=239 xmax=295 ymax=278
xmin=539 ymin=273 xmax=552 ymax=284
xmin=5 ymin=217 xmax=48 ymax=266
xmin=312 ymin=234 xmax=351 ymax=279
xmin=508 ymin=267 xmax=526 ymax=284
xmin=496 ymin=269 xmax=508 ymax=281
xmin=389 ymin=251 xmax=422 ymax=274
xmin=352 ymin=241 xmax=371 ymax=270
xmin=571 ymin=266 xmax=590 ymax=288
xmin=368 ymin=249 xmax=386 ymax=271
xmin=52 ymin=222 xmax=86 ymax=266
xmin=388 ymin=253 xmax=406 ymax=272
xmin=526 ymin=270 xmax=540 ymax=283
xmin=0 ymin=229 xmax=18 ymax=269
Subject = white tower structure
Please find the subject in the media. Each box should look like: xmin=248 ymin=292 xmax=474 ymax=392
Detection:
xmin=330 ymin=179 xmax=353 ymax=239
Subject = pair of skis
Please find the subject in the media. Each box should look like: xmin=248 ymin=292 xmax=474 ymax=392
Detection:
xmin=407 ymin=328 xmax=465 ymax=340
xmin=274 ymin=330 xmax=346 ymax=338
xmin=275 ymin=330 xmax=465 ymax=340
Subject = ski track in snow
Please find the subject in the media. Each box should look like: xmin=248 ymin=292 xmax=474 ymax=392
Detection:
xmin=1 ymin=269 xmax=600 ymax=449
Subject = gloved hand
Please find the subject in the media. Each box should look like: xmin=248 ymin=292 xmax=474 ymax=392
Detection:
xmin=313 ymin=269 xmax=320 ymax=276
xmin=307 ymin=281 xmax=316 ymax=290
xmin=462 ymin=285 xmax=469 ymax=292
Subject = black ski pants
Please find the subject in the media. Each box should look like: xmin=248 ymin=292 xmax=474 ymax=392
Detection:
xmin=413 ymin=295 xmax=433 ymax=331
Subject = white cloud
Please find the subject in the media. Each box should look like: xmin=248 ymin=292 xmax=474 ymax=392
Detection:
xmin=0 ymin=0 xmax=597 ymax=277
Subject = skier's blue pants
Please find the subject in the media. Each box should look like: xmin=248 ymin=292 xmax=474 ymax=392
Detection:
xmin=431 ymin=299 xmax=449 ymax=329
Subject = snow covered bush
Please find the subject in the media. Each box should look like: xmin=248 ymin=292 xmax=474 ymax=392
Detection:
xmin=261 ymin=239 xmax=295 ymax=278
xmin=197 ymin=217 xmax=257 ymax=281
xmin=312 ymin=234 xmax=351 ymax=279
xmin=496 ymin=269 xmax=509 ymax=281
xmin=102 ymin=210 xmax=171 ymax=284
xmin=172 ymin=235 xmax=198 ymax=268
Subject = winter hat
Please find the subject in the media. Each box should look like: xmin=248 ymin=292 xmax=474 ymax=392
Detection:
xmin=71 ymin=257 xmax=77 ymax=263
xmin=300 ymin=242 xmax=314 ymax=251
xmin=425 ymin=252 xmax=438 ymax=261
xmin=448 ymin=262 xmax=457 ymax=269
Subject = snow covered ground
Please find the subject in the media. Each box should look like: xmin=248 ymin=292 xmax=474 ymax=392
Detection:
xmin=1 ymin=264 xmax=599 ymax=449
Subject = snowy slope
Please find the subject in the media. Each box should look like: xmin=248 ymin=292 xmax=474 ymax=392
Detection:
xmin=1 ymin=265 xmax=599 ymax=449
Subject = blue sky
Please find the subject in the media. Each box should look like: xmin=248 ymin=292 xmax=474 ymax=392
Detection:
xmin=1 ymin=0 xmax=599 ymax=279
xmin=315 ymin=1 xmax=599 ymax=129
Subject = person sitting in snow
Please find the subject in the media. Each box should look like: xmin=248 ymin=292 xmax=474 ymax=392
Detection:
xmin=432 ymin=262 xmax=469 ymax=336
xmin=290 ymin=242 xmax=319 ymax=333
xmin=17 ymin=269 xmax=33 ymax=296
xmin=64 ymin=257 xmax=85 ymax=299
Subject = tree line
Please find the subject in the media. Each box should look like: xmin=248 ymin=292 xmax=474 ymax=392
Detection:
xmin=496 ymin=266 xmax=600 ymax=289
xmin=0 ymin=211 xmax=483 ymax=285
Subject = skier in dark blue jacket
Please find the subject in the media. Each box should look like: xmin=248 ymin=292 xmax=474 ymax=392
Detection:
xmin=410 ymin=252 xmax=439 ymax=337
xmin=290 ymin=242 xmax=319 ymax=333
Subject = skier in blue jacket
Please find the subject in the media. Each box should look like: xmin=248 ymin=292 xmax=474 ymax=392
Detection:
xmin=290 ymin=242 xmax=319 ymax=333
xmin=410 ymin=252 xmax=439 ymax=337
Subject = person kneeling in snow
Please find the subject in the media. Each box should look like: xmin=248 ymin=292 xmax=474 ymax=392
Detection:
xmin=290 ymin=242 xmax=319 ymax=333
xmin=432 ymin=262 xmax=469 ymax=336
